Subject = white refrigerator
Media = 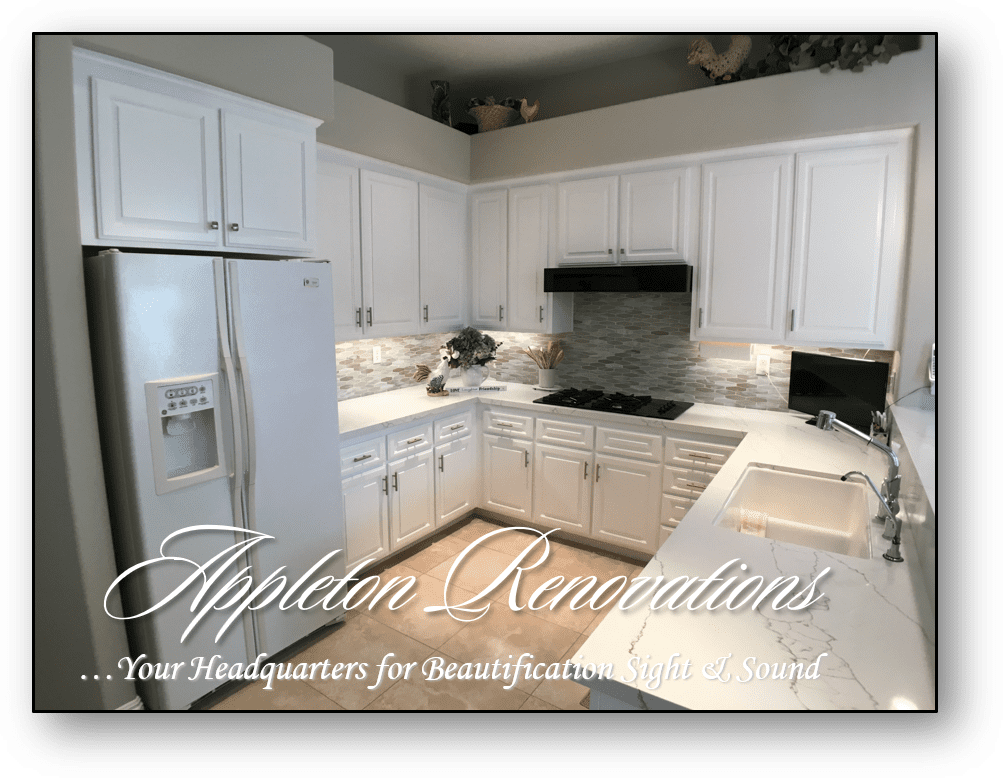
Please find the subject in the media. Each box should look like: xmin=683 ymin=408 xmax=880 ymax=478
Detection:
xmin=85 ymin=250 xmax=346 ymax=710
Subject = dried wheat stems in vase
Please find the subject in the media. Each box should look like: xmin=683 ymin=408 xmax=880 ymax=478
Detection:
xmin=524 ymin=341 xmax=564 ymax=369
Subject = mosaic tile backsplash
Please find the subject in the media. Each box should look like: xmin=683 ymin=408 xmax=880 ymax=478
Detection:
xmin=335 ymin=292 xmax=895 ymax=413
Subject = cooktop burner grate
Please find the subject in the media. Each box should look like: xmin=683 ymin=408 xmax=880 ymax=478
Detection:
xmin=533 ymin=388 xmax=693 ymax=420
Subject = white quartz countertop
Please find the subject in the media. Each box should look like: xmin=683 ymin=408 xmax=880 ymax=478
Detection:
xmin=336 ymin=383 xmax=936 ymax=711
xmin=889 ymin=390 xmax=936 ymax=505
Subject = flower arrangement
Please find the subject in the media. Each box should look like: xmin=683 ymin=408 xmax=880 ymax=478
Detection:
xmin=446 ymin=327 xmax=502 ymax=370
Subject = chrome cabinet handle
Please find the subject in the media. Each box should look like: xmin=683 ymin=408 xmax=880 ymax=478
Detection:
xmin=449 ymin=423 xmax=464 ymax=430
xmin=524 ymin=450 xmax=529 ymax=468
xmin=619 ymin=247 xmax=625 ymax=254
xmin=688 ymin=452 xmax=712 ymax=460
xmin=496 ymin=421 xmax=514 ymax=428
xmin=499 ymin=305 xmax=504 ymax=321
xmin=439 ymin=454 xmax=444 ymax=472
xmin=698 ymin=308 xmax=703 ymax=328
xmin=686 ymin=482 xmax=707 ymax=490
xmin=356 ymin=308 xmax=362 ymax=328
xmin=790 ymin=309 xmax=796 ymax=331
xmin=595 ymin=464 xmax=601 ymax=482
xmin=383 ymin=475 xmax=388 ymax=495
xmin=539 ymin=305 xmax=544 ymax=322
xmin=209 ymin=220 xmax=219 ymax=230
xmin=367 ymin=307 xmax=373 ymax=327
xmin=584 ymin=461 xmax=588 ymax=480
xmin=406 ymin=436 xmax=423 ymax=444
xmin=392 ymin=472 xmax=398 ymax=491
xmin=353 ymin=453 xmax=372 ymax=462
xmin=607 ymin=248 xmax=613 ymax=255
xmin=424 ymin=305 xmax=429 ymax=323
xmin=230 ymin=223 xmax=239 ymax=231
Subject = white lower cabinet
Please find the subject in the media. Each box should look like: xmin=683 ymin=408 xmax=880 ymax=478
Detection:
xmin=533 ymin=444 xmax=592 ymax=533
xmin=592 ymin=454 xmax=662 ymax=553
xmin=482 ymin=433 xmax=534 ymax=520
xmin=389 ymin=450 xmax=436 ymax=550
xmin=341 ymin=466 xmax=390 ymax=572
xmin=435 ymin=435 xmax=477 ymax=525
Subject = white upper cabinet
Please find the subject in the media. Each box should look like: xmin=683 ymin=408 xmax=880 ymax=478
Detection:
xmin=470 ymin=190 xmax=509 ymax=329
xmin=221 ymin=112 xmax=315 ymax=253
xmin=317 ymin=158 xmax=363 ymax=339
xmin=74 ymin=49 xmax=320 ymax=256
xmin=88 ymin=78 xmax=223 ymax=247
xmin=693 ymin=154 xmax=795 ymax=344
xmin=360 ymin=170 xmax=421 ymax=337
xmin=509 ymin=184 xmax=558 ymax=332
xmin=691 ymin=131 xmax=911 ymax=350
xmin=556 ymin=168 xmax=697 ymax=266
xmin=419 ymin=184 xmax=467 ymax=334
xmin=787 ymin=143 xmax=909 ymax=347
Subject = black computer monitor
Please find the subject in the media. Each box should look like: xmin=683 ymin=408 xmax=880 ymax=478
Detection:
xmin=788 ymin=351 xmax=890 ymax=432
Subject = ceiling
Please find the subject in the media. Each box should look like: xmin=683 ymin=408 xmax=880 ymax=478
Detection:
xmin=337 ymin=34 xmax=696 ymax=81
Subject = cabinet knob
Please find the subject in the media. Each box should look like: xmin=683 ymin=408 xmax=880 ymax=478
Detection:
xmin=209 ymin=220 xmax=219 ymax=230
xmin=230 ymin=223 xmax=240 ymax=231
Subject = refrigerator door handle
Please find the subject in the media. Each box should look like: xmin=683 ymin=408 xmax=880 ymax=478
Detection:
xmin=228 ymin=262 xmax=258 ymax=490
xmin=214 ymin=259 xmax=244 ymax=528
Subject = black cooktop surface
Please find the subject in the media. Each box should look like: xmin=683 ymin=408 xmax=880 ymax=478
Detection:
xmin=533 ymin=388 xmax=693 ymax=420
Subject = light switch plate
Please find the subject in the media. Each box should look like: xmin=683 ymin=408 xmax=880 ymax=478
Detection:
xmin=756 ymin=355 xmax=770 ymax=376
xmin=373 ymin=346 xmax=382 ymax=363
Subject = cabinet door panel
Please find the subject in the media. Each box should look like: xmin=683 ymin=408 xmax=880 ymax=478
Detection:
xmin=317 ymin=159 xmax=363 ymax=340
xmin=470 ymin=190 xmax=508 ymax=328
xmin=788 ymin=145 xmax=907 ymax=347
xmin=223 ymin=112 xmax=315 ymax=252
xmin=361 ymin=171 xmax=421 ymax=336
xmin=342 ymin=468 xmax=389 ymax=572
xmin=481 ymin=434 xmax=533 ymax=520
xmin=390 ymin=451 xmax=435 ymax=549
xmin=508 ymin=184 xmax=551 ymax=331
xmin=619 ymin=168 xmax=694 ymax=264
xmin=533 ymin=444 xmax=592 ymax=533
xmin=557 ymin=177 xmax=618 ymax=264
xmin=420 ymin=184 xmax=467 ymax=333
xmin=436 ymin=436 xmax=477 ymax=525
xmin=91 ymin=78 xmax=222 ymax=246
xmin=694 ymin=155 xmax=793 ymax=342
xmin=592 ymin=455 xmax=662 ymax=553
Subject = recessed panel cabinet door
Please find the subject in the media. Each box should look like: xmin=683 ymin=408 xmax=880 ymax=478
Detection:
xmin=361 ymin=171 xmax=421 ymax=336
xmin=390 ymin=451 xmax=436 ymax=550
xmin=470 ymin=190 xmax=508 ymax=328
xmin=619 ymin=167 xmax=695 ymax=264
xmin=317 ymin=160 xmax=363 ymax=340
xmin=788 ymin=144 xmax=908 ymax=347
xmin=91 ymin=77 xmax=222 ymax=246
xmin=481 ymin=434 xmax=533 ymax=520
xmin=342 ymin=467 xmax=389 ymax=572
xmin=420 ymin=185 xmax=467 ymax=333
xmin=222 ymin=112 xmax=315 ymax=253
xmin=694 ymin=155 xmax=794 ymax=342
xmin=508 ymin=184 xmax=552 ymax=332
xmin=435 ymin=436 xmax=477 ymax=525
xmin=591 ymin=454 xmax=662 ymax=553
xmin=533 ymin=444 xmax=592 ymax=533
xmin=556 ymin=176 xmax=619 ymax=265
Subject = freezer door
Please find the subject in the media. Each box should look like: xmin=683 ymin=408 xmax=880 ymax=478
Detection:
xmin=226 ymin=259 xmax=346 ymax=654
xmin=84 ymin=252 xmax=251 ymax=710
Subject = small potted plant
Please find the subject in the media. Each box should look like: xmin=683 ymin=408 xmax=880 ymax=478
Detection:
xmin=446 ymin=327 xmax=502 ymax=386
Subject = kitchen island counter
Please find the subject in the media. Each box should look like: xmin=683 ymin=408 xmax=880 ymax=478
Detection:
xmin=336 ymin=383 xmax=935 ymax=711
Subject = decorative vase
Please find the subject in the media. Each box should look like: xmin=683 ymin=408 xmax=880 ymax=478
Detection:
xmin=459 ymin=365 xmax=489 ymax=387
xmin=538 ymin=368 xmax=557 ymax=389
xmin=430 ymin=80 xmax=451 ymax=127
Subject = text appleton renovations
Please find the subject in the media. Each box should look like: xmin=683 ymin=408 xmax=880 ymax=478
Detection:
xmin=105 ymin=526 xmax=832 ymax=644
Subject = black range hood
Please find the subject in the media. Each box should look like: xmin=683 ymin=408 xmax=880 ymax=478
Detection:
xmin=544 ymin=264 xmax=692 ymax=293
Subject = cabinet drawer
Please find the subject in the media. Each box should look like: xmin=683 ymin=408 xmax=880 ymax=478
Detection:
xmin=434 ymin=410 xmax=473 ymax=443
xmin=595 ymin=426 xmax=663 ymax=463
xmin=664 ymin=434 xmax=738 ymax=472
xmin=482 ymin=409 xmax=534 ymax=438
xmin=387 ymin=422 xmax=434 ymax=459
xmin=663 ymin=465 xmax=714 ymax=500
xmin=661 ymin=493 xmax=695 ymax=527
xmin=340 ymin=436 xmax=386 ymax=478
xmin=535 ymin=416 xmax=594 ymax=450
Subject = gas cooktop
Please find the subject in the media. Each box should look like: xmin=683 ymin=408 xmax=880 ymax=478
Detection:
xmin=533 ymin=388 xmax=694 ymax=420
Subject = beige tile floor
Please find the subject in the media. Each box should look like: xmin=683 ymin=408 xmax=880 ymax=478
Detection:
xmin=206 ymin=517 xmax=645 ymax=712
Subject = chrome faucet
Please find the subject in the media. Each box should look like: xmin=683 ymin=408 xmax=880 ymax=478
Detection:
xmin=815 ymin=410 xmax=901 ymax=510
xmin=840 ymin=471 xmax=903 ymax=562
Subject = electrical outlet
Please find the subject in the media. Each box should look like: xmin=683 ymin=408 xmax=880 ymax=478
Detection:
xmin=756 ymin=355 xmax=770 ymax=376
xmin=373 ymin=346 xmax=381 ymax=363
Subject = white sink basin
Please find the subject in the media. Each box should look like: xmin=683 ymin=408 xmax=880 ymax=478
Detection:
xmin=715 ymin=464 xmax=873 ymax=559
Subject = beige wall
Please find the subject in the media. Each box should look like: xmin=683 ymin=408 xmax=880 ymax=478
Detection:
xmin=317 ymin=79 xmax=471 ymax=183
xmin=469 ymin=39 xmax=936 ymax=399
xmin=33 ymin=33 xmax=337 ymax=710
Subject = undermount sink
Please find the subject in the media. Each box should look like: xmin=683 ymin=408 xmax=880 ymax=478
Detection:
xmin=715 ymin=464 xmax=873 ymax=559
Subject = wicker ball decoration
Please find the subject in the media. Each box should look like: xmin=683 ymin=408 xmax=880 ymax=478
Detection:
xmin=468 ymin=104 xmax=519 ymax=132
